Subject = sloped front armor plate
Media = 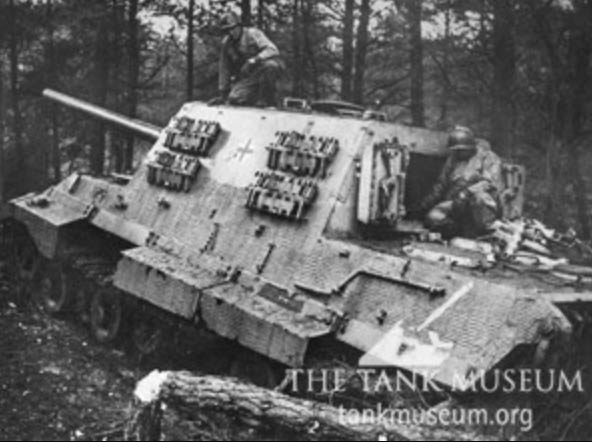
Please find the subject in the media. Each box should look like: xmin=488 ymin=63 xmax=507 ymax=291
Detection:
xmin=114 ymin=246 xmax=333 ymax=367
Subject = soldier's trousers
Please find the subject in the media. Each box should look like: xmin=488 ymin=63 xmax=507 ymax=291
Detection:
xmin=425 ymin=188 xmax=498 ymax=237
xmin=228 ymin=59 xmax=283 ymax=107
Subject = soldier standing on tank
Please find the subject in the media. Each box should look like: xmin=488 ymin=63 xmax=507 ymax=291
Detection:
xmin=209 ymin=11 xmax=284 ymax=107
xmin=412 ymin=126 xmax=503 ymax=238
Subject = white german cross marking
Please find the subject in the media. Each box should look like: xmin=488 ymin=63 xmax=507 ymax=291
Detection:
xmin=235 ymin=139 xmax=254 ymax=161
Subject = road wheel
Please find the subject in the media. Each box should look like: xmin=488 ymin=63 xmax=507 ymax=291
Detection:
xmin=132 ymin=312 xmax=166 ymax=356
xmin=36 ymin=262 xmax=72 ymax=315
xmin=71 ymin=278 xmax=92 ymax=324
xmin=10 ymin=228 xmax=41 ymax=302
xmin=90 ymin=288 xmax=123 ymax=343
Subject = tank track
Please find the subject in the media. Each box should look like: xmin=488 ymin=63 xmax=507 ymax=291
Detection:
xmin=22 ymin=237 xmax=363 ymax=395
xmin=4 ymin=223 xmax=290 ymax=389
xmin=6 ymin=220 xmax=583 ymax=411
xmin=57 ymin=244 xmax=583 ymax=410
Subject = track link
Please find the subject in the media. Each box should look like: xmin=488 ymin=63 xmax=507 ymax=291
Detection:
xmin=66 ymin=250 xmax=117 ymax=287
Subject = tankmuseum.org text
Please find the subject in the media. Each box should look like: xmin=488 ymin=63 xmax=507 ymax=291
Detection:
xmin=338 ymin=404 xmax=535 ymax=432
xmin=286 ymin=368 xmax=584 ymax=394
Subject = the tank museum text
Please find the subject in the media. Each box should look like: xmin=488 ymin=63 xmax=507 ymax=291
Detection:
xmin=286 ymin=368 xmax=584 ymax=394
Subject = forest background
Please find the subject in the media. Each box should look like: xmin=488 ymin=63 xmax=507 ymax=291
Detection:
xmin=0 ymin=0 xmax=591 ymax=237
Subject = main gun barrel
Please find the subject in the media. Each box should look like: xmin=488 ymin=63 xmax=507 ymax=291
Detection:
xmin=42 ymin=89 xmax=162 ymax=141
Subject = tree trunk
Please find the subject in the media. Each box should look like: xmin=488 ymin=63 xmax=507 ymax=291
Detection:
xmin=241 ymin=0 xmax=251 ymax=26
xmin=125 ymin=371 xmax=491 ymax=441
xmin=438 ymin=0 xmax=451 ymax=125
xmin=532 ymin=3 xmax=568 ymax=227
xmin=0 ymin=44 xmax=5 ymax=203
xmin=111 ymin=0 xmax=125 ymax=173
xmin=302 ymin=0 xmax=319 ymax=98
xmin=91 ymin=6 xmax=110 ymax=176
xmin=9 ymin=0 xmax=24 ymax=189
xmin=491 ymin=0 xmax=516 ymax=157
xmin=409 ymin=0 xmax=425 ymax=127
xmin=257 ymin=0 xmax=265 ymax=28
xmin=46 ymin=0 xmax=61 ymax=183
xmin=292 ymin=0 xmax=303 ymax=96
xmin=564 ymin=0 xmax=592 ymax=239
xmin=341 ymin=0 xmax=354 ymax=101
xmin=125 ymin=0 xmax=139 ymax=172
xmin=544 ymin=130 xmax=561 ymax=227
xmin=353 ymin=0 xmax=370 ymax=105
xmin=186 ymin=0 xmax=195 ymax=101
xmin=566 ymin=144 xmax=590 ymax=239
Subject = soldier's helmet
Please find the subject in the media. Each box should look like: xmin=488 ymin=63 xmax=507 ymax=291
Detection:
xmin=447 ymin=126 xmax=476 ymax=151
xmin=219 ymin=11 xmax=241 ymax=32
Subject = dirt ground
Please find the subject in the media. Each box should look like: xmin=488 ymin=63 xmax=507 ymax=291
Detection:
xmin=0 ymin=301 xmax=140 ymax=441
xmin=0 ymin=270 xmax=235 ymax=441
xmin=2 ymin=276 xmax=592 ymax=441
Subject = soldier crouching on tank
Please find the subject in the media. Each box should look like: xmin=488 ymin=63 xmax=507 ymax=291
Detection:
xmin=208 ymin=11 xmax=284 ymax=107
xmin=411 ymin=126 xmax=503 ymax=238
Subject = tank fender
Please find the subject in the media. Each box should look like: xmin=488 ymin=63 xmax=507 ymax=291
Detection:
xmin=9 ymin=188 xmax=87 ymax=259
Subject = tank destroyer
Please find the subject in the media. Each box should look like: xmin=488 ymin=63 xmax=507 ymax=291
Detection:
xmin=5 ymin=89 xmax=588 ymax=390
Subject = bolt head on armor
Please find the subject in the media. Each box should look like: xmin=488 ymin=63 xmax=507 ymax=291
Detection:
xmin=447 ymin=126 xmax=476 ymax=151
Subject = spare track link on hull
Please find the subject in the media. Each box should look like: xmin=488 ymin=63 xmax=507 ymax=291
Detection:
xmin=66 ymin=250 xmax=117 ymax=287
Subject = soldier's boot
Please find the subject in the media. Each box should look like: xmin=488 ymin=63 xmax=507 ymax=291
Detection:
xmin=465 ymin=190 xmax=499 ymax=236
xmin=228 ymin=82 xmax=257 ymax=106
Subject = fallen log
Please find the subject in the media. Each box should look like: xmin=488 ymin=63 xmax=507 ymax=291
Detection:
xmin=125 ymin=370 xmax=497 ymax=441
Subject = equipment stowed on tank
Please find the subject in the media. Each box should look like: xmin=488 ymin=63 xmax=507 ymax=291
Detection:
xmin=5 ymin=89 xmax=585 ymax=392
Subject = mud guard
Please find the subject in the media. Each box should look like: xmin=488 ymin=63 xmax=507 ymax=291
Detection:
xmin=9 ymin=186 xmax=87 ymax=259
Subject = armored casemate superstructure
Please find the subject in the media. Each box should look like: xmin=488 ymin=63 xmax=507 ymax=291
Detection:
xmin=6 ymin=89 xmax=580 ymax=390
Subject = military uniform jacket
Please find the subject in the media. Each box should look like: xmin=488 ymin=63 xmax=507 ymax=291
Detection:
xmin=421 ymin=141 xmax=503 ymax=210
xmin=219 ymin=27 xmax=280 ymax=94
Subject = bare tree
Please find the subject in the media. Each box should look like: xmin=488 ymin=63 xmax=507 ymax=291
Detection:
xmin=409 ymin=0 xmax=425 ymax=126
xmin=9 ymin=0 xmax=24 ymax=183
xmin=241 ymin=0 xmax=251 ymax=26
xmin=187 ymin=0 xmax=195 ymax=101
xmin=125 ymin=0 xmax=139 ymax=171
xmin=291 ymin=0 xmax=303 ymax=96
xmin=353 ymin=0 xmax=370 ymax=104
xmin=341 ymin=0 xmax=354 ymax=101
xmin=257 ymin=0 xmax=265 ymax=28
xmin=438 ymin=0 xmax=452 ymax=125
xmin=111 ymin=0 xmax=125 ymax=173
xmin=0 ymin=41 xmax=4 ymax=203
xmin=302 ymin=0 xmax=319 ymax=98
xmin=491 ymin=0 xmax=516 ymax=156
xmin=564 ymin=0 xmax=592 ymax=238
xmin=530 ymin=0 xmax=592 ymax=237
xmin=91 ymin=5 xmax=110 ymax=176
xmin=45 ymin=0 xmax=61 ymax=182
